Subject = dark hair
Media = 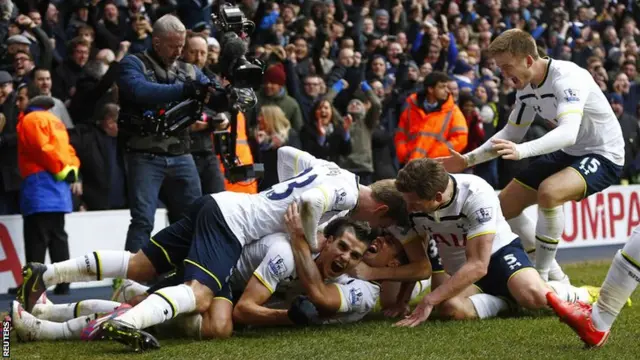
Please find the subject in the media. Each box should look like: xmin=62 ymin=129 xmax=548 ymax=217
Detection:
xmin=324 ymin=218 xmax=372 ymax=247
xmin=622 ymin=60 xmax=637 ymax=69
xmin=68 ymin=36 xmax=90 ymax=54
xmin=396 ymin=158 xmax=449 ymax=200
xmin=423 ymin=71 xmax=450 ymax=89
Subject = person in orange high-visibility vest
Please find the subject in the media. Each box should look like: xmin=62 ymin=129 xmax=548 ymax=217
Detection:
xmin=395 ymin=71 xmax=468 ymax=166
xmin=218 ymin=112 xmax=257 ymax=194
xmin=17 ymin=96 xmax=81 ymax=295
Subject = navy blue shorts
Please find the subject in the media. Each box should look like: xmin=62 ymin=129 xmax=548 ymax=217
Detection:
xmin=474 ymin=238 xmax=533 ymax=300
xmin=142 ymin=195 xmax=241 ymax=298
xmin=514 ymin=151 xmax=622 ymax=199
xmin=426 ymin=238 xmax=445 ymax=274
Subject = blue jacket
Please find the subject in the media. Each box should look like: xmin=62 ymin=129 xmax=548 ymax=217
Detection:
xmin=118 ymin=53 xmax=210 ymax=106
xmin=20 ymin=171 xmax=72 ymax=216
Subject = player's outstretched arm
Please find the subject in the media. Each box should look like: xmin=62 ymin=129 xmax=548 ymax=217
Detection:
xmin=395 ymin=233 xmax=493 ymax=327
xmin=233 ymin=277 xmax=292 ymax=326
xmin=285 ymin=203 xmax=342 ymax=314
xmin=362 ymin=235 xmax=432 ymax=282
xmin=439 ymin=102 xmax=534 ymax=171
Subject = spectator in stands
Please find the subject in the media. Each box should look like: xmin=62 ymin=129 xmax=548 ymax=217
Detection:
xmin=43 ymin=3 xmax=67 ymax=66
xmin=94 ymin=1 xmax=128 ymax=52
xmin=255 ymin=105 xmax=301 ymax=191
xmin=300 ymin=97 xmax=352 ymax=162
xmin=70 ymin=103 xmax=126 ymax=210
xmin=0 ymin=70 xmax=21 ymax=215
xmin=12 ymin=50 xmax=34 ymax=86
xmin=17 ymin=96 xmax=81 ymax=295
xmin=52 ymin=37 xmax=90 ymax=103
xmin=610 ymin=94 xmax=640 ymax=184
xmin=248 ymin=63 xmax=303 ymax=132
xmin=339 ymin=82 xmax=382 ymax=186
xmin=127 ymin=14 xmax=153 ymax=54
xmin=395 ymin=71 xmax=467 ymax=166
xmin=32 ymin=68 xmax=74 ymax=129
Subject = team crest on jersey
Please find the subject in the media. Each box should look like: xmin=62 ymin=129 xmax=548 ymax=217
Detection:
xmin=564 ymin=89 xmax=580 ymax=103
xmin=334 ymin=188 xmax=347 ymax=207
xmin=268 ymin=256 xmax=288 ymax=277
xmin=474 ymin=207 xmax=493 ymax=224
xmin=349 ymin=287 xmax=363 ymax=306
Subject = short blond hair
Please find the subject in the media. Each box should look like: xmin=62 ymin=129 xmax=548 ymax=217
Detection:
xmin=260 ymin=105 xmax=291 ymax=142
xmin=487 ymin=29 xmax=539 ymax=59
xmin=370 ymin=179 xmax=409 ymax=227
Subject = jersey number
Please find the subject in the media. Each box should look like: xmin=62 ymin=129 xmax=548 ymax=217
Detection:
xmin=266 ymin=167 xmax=318 ymax=200
xmin=503 ymin=254 xmax=522 ymax=271
xmin=579 ymin=157 xmax=601 ymax=176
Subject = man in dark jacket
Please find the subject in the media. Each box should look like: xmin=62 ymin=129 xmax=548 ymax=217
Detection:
xmin=52 ymin=37 xmax=90 ymax=102
xmin=610 ymin=93 xmax=640 ymax=182
xmin=69 ymin=103 xmax=127 ymax=210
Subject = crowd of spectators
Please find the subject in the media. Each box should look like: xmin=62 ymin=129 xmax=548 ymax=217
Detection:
xmin=0 ymin=0 xmax=639 ymax=219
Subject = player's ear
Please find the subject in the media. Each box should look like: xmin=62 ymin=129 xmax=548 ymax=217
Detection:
xmin=374 ymin=203 xmax=389 ymax=216
xmin=526 ymin=55 xmax=534 ymax=68
xmin=435 ymin=192 xmax=443 ymax=202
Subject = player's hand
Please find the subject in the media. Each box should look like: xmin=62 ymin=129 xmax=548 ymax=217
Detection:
xmin=394 ymin=298 xmax=434 ymax=327
xmin=348 ymin=262 xmax=374 ymax=280
xmin=284 ymin=202 xmax=305 ymax=240
xmin=383 ymin=303 xmax=410 ymax=318
xmin=434 ymin=148 xmax=467 ymax=173
xmin=491 ymin=138 xmax=521 ymax=160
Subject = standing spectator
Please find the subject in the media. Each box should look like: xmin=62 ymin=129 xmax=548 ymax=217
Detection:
xmin=247 ymin=63 xmax=303 ymax=132
xmin=255 ymin=105 xmax=301 ymax=191
xmin=52 ymin=37 xmax=90 ymax=103
xmin=300 ymin=98 xmax=352 ymax=162
xmin=609 ymin=94 xmax=640 ymax=183
xmin=339 ymin=82 xmax=382 ymax=185
xmin=127 ymin=14 xmax=153 ymax=54
xmin=94 ymin=1 xmax=129 ymax=52
xmin=395 ymin=71 xmax=468 ymax=166
xmin=69 ymin=103 xmax=127 ymax=210
xmin=0 ymin=71 xmax=20 ymax=215
xmin=32 ymin=68 xmax=74 ymax=129
xmin=16 ymin=96 xmax=81 ymax=295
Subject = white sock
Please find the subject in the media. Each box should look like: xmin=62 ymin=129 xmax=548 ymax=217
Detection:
xmin=535 ymin=206 xmax=564 ymax=281
xmin=154 ymin=314 xmax=203 ymax=340
xmin=547 ymin=281 xmax=590 ymax=303
xmin=43 ymin=251 xmax=132 ymax=287
xmin=591 ymin=240 xmax=640 ymax=331
xmin=468 ymin=294 xmax=509 ymax=319
xmin=508 ymin=213 xmax=569 ymax=283
xmin=32 ymin=300 xmax=123 ymax=322
xmin=114 ymin=284 xmax=196 ymax=330
xmin=21 ymin=310 xmax=98 ymax=340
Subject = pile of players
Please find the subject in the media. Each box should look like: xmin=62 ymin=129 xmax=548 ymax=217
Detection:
xmin=12 ymin=29 xmax=637 ymax=351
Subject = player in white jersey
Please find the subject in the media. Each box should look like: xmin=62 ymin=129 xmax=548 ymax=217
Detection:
xmin=393 ymin=159 xmax=599 ymax=327
xmin=547 ymin=225 xmax=640 ymax=348
xmin=17 ymin=147 xmax=407 ymax=351
xmin=438 ymin=29 xmax=624 ymax=284
xmin=10 ymin=219 xmax=427 ymax=341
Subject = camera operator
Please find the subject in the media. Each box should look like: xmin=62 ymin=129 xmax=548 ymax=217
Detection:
xmin=118 ymin=14 xmax=226 ymax=253
xmin=181 ymin=32 xmax=226 ymax=194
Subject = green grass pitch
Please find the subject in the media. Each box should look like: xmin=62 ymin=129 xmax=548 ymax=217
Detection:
xmin=8 ymin=261 xmax=640 ymax=360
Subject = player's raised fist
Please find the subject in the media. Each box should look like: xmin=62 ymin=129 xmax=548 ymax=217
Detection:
xmin=435 ymin=148 xmax=467 ymax=173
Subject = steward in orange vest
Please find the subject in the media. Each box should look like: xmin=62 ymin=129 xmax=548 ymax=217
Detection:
xmin=395 ymin=72 xmax=468 ymax=165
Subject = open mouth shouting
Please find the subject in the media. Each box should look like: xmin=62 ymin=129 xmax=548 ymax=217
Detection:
xmin=330 ymin=260 xmax=346 ymax=274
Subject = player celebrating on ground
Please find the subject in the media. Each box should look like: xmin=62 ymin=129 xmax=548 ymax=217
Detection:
xmin=17 ymin=147 xmax=407 ymax=351
xmin=393 ymin=159 xmax=598 ymax=327
xmin=547 ymin=225 xmax=640 ymax=347
xmin=438 ymin=29 xmax=625 ymax=283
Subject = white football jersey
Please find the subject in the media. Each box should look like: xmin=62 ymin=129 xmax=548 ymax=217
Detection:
xmin=212 ymin=147 xmax=360 ymax=246
xmin=393 ymin=174 xmax=518 ymax=275
xmin=230 ymin=233 xmax=379 ymax=324
xmin=510 ymin=58 xmax=624 ymax=165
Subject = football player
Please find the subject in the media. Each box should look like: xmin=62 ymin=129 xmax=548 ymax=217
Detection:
xmin=392 ymin=159 xmax=599 ymax=327
xmin=438 ymin=29 xmax=624 ymax=284
xmin=17 ymin=147 xmax=407 ymax=351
